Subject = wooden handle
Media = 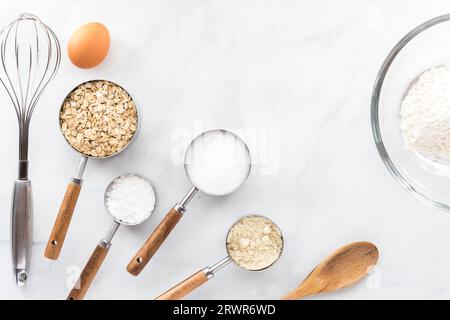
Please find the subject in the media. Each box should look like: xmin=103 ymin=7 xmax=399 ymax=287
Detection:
xmin=45 ymin=181 xmax=82 ymax=260
xmin=127 ymin=207 xmax=182 ymax=276
xmin=67 ymin=244 xmax=109 ymax=300
xmin=281 ymin=289 xmax=308 ymax=300
xmin=155 ymin=270 xmax=209 ymax=300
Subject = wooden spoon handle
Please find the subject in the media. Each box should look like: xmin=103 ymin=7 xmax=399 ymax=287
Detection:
xmin=67 ymin=244 xmax=109 ymax=300
xmin=44 ymin=180 xmax=82 ymax=260
xmin=127 ymin=207 xmax=182 ymax=276
xmin=155 ymin=269 xmax=210 ymax=300
xmin=281 ymin=288 xmax=308 ymax=300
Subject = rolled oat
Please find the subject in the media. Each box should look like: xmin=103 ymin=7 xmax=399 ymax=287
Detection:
xmin=60 ymin=80 xmax=137 ymax=157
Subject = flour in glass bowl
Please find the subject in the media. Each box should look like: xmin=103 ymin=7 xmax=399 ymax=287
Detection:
xmin=105 ymin=174 xmax=156 ymax=225
xmin=400 ymin=65 xmax=450 ymax=162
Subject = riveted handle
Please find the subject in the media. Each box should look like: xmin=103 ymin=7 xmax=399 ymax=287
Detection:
xmin=127 ymin=207 xmax=182 ymax=276
xmin=45 ymin=181 xmax=81 ymax=260
xmin=155 ymin=269 xmax=209 ymax=300
xmin=67 ymin=244 xmax=109 ymax=300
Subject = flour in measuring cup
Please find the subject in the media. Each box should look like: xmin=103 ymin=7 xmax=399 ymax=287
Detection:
xmin=105 ymin=174 xmax=156 ymax=225
xmin=401 ymin=65 xmax=450 ymax=161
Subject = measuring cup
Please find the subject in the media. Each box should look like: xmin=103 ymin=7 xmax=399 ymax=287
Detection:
xmin=127 ymin=129 xmax=251 ymax=276
xmin=67 ymin=173 xmax=156 ymax=300
xmin=155 ymin=215 xmax=283 ymax=300
xmin=44 ymin=80 xmax=139 ymax=260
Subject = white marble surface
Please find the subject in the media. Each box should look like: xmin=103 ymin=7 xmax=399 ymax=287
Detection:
xmin=1 ymin=0 xmax=450 ymax=300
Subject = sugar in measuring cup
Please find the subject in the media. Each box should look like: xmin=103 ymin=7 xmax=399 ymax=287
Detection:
xmin=67 ymin=173 xmax=155 ymax=300
xmin=156 ymin=215 xmax=283 ymax=300
xmin=127 ymin=129 xmax=251 ymax=276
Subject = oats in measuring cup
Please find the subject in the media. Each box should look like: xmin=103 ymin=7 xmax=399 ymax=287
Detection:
xmin=60 ymin=80 xmax=137 ymax=157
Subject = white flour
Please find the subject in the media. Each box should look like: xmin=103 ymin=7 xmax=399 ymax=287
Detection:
xmin=401 ymin=65 xmax=450 ymax=161
xmin=184 ymin=130 xmax=251 ymax=196
xmin=105 ymin=174 xmax=156 ymax=225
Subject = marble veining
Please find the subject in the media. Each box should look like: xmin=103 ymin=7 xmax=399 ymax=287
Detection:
xmin=0 ymin=0 xmax=449 ymax=299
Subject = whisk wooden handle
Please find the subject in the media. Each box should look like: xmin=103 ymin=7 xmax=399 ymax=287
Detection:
xmin=127 ymin=207 xmax=182 ymax=276
xmin=155 ymin=269 xmax=210 ymax=300
xmin=67 ymin=244 xmax=109 ymax=300
xmin=45 ymin=181 xmax=81 ymax=260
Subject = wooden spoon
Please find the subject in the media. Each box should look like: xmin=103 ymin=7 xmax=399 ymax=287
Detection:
xmin=282 ymin=241 xmax=378 ymax=300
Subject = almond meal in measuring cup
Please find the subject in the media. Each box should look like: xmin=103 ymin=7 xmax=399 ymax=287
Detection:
xmin=60 ymin=80 xmax=137 ymax=157
xmin=226 ymin=215 xmax=283 ymax=271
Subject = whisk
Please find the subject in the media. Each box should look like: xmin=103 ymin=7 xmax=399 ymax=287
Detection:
xmin=0 ymin=13 xmax=60 ymax=286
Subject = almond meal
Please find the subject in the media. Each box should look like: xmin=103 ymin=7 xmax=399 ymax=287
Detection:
xmin=226 ymin=215 xmax=283 ymax=271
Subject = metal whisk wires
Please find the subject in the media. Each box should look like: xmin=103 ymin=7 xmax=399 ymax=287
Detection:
xmin=0 ymin=13 xmax=61 ymax=164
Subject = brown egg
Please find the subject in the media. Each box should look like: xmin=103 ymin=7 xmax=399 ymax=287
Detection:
xmin=68 ymin=22 xmax=110 ymax=69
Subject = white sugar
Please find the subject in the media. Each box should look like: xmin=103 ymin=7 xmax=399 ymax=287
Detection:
xmin=184 ymin=130 xmax=251 ymax=196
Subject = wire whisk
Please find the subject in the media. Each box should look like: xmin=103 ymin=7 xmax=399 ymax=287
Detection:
xmin=0 ymin=13 xmax=60 ymax=162
xmin=0 ymin=13 xmax=60 ymax=286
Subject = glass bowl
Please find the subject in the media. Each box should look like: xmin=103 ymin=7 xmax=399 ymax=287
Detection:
xmin=371 ymin=14 xmax=450 ymax=211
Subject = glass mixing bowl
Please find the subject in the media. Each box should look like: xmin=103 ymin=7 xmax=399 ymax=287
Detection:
xmin=371 ymin=14 xmax=450 ymax=211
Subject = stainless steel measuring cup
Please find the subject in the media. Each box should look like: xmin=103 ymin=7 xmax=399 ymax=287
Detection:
xmin=155 ymin=215 xmax=283 ymax=300
xmin=127 ymin=129 xmax=251 ymax=276
xmin=44 ymin=80 xmax=139 ymax=260
xmin=67 ymin=173 xmax=156 ymax=300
